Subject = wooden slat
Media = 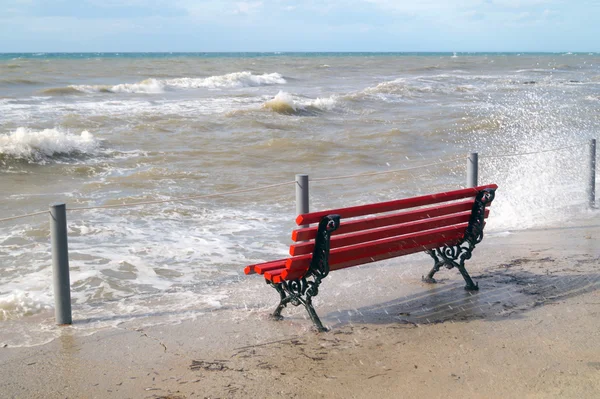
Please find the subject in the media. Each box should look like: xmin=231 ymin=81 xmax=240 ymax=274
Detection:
xmin=264 ymin=268 xmax=286 ymax=282
xmin=254 ymin=259 xmax=287 ymax=275
xmin=296 ymin=184 xmax=497 ymax=226
xmin=292 ymin=199 xmax=477 ymax=242
xmin=282 ymin=224 xmax=467 ymax=280
xmin=329 ymin=238 xmax=462 ymax=272
xmin=290 ymin=210 xmax=489 ymax=256
xmin=244 ymin=259 xmax=288 ymax=275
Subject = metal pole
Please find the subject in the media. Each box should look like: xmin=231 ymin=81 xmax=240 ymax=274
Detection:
xmin=50 ymin=203 xmax=72 ymax=325
xmin=589 ymin=139 xmax=596 ymax=208
xmin=295 ymin=174 xmax=309 ymax=228
xmin=467 ymin=153 xmax=478 ymax=188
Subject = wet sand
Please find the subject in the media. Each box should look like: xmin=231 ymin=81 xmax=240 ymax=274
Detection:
xmin=1 ymin=221 xmax=599 ymax=398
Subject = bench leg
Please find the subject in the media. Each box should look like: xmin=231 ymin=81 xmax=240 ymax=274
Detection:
xmin=267 ymin=280 xmax=328 ymax=332
xmin=423 ymin=250 xmax=444 ymax=284
xmin=271 ymin=283 xmax=292 ymax=321
xmin=425 ymin=247 xmax=480 ymax=291
xmin=457 ymin=264 xmax=479 ymax=291
xmin=303 ymin=296 xmax=328 ymax=332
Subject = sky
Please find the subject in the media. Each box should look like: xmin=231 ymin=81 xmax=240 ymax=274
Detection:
xmin=1 ymin=0 xmax=599 ymax=52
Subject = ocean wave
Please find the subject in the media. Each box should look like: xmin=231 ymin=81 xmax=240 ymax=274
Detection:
xmin=70 ymin=78 xmax=165 ymax=94
xmin=360 ymin=78 xmax=435 ymax=98
xmin=408 ymin=65 xmax=441 ymax=72
xmin=0 ymin=127 xmax=101 ymax=164
xmin=40 ymin=72 xmax=286 ymax=96
xmin=166 ymin=71 xmax=286 ymax=89
xmin=362 ymin=78 xmax=408 ymax=95
xmin=263 ymin=91 xmax=297 ymax=114
xmin=357 ymin=75 xmax=492 ymax=101
xmin=0 ymin=78 xmax=42 ymax=86
xmin=262 ymin=91 xmax=338 ymax=115
xmin=39 ymin=86 xmax=85 ymax=95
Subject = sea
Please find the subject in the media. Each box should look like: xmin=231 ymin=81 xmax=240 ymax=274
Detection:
xmin=1 ymin=52 xmax=599 ymax=346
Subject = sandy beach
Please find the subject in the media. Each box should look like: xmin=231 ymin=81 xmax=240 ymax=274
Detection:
xmin=1 ymin=217 xmax=598 ymax=399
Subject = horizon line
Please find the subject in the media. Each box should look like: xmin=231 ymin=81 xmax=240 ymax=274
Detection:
xmin=1 ymin=51 xmax=597 ymax=55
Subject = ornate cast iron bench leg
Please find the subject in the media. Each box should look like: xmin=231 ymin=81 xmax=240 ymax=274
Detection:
xmin=270 ymin=282 xmax=291 ymax=321
xmin=423 ymin=246 xmax=480 ymax=290
xmin=457 ymin=264 xmax=478 ymax=291
xmin=266 ymin=215 xmax=340 ymax=332
xmin=268 ymin=279 xmax=327 ymax=331
xmin=423 ymin=250 xmax=444 ymax=283
xmin=422 ymin=188 xmax=495 ymax=291
xmin=303 ymin=295 xmax=327 ymax=332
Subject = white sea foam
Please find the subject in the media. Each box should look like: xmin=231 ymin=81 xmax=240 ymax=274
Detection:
xmin=0 ymin=127 xmax=101 ymax=163
xmin=0 ymin=290 xmax=52 ymax=321
xmin=363 ymin=78 xmax=409 ymax=95
xmin=71 ymin=78 xmax=164 ymax=94
xmin=306 ymin=95 xmax=338 ymax=110
xmin=0 ymin=97 xmax=254 ymax=123
xmin=166 ymin=71 xmax=286 ymax=89
xmin=0 ymin=203 xmax=285 ymax=346
xmin=65 ymin=72 xmax=286 ymax=94
xmin=105 ymin=78 xmax=165 ymax=94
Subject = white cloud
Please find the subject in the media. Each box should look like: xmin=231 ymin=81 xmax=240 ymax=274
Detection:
xmin=491 ymin=0 xmax=553 ymax=8
xmin=233 ymin=1 xmax=264 ymax=15
xmin=542 ymin=8 xmax=559 ymax=18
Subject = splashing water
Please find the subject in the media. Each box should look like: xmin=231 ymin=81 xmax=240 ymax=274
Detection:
xmin=458 ymin=86 xmax=597 ymax=230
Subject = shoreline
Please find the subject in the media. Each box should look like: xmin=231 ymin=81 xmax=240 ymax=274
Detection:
xmin=1 ymin=222 xmax=599 ymax=398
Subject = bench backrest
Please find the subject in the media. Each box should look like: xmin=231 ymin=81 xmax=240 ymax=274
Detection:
xmin=281 ymin=184 xmax=497 ymax=281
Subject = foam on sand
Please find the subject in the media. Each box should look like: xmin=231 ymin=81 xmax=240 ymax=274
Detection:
xmin=0 ymin=289 xmax=52 ymax=321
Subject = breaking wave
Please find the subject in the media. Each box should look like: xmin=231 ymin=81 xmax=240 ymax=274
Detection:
xmin=167 ymin=71 xmax=286 ymax=89
xmin=0 ymin=127 xmax=101 ymax=164
xmin=73 ymin=78 xmax=164 ymax=94
xmin=41 ymin=72 xmax=286 ymax=95
xmin=262 ymin=91 xmax=338 ymax=115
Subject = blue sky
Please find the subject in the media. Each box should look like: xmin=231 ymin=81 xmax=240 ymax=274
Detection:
xmin=1 ymin=0 xmax=599 ymax=52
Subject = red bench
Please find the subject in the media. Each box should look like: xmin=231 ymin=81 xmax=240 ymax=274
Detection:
xmin=244 ymin=184 xmax=497 ymax=331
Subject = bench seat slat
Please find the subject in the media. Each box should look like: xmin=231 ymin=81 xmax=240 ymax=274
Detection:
xmin=292 ymin=199 xmax=477 ymax=242
xmin=330 ymin=238 xmax=463 ymax=272
xmin=264 ymin=268 xmax=286 ymax=283
xmin=296 ymin=184 xmax=497 ymax=226
xmin=290 ymin=210 xmax=489 ymax=256
xmin=244 ymin=259 xmax=287 ymax=275
xmin=254 ymin=259 xmax=287 ymax=275
xmin=282 ymin=224 xmax=468 ymax=280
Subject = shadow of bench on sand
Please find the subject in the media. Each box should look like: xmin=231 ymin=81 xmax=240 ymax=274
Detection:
xmin=326 ymin=269 xmax=600 ymax=328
